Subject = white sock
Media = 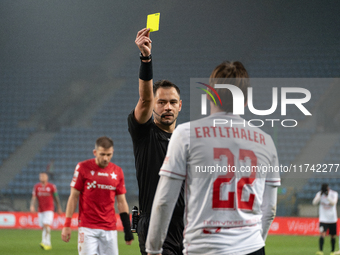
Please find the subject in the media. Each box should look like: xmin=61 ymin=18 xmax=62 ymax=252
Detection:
xmin=42 ymin=228 xmax=46 ymax=244
xmin=45 ymin=226 xmax=51 ymax=246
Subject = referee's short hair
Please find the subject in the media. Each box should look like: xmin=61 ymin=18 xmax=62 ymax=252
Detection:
xmin=153 ymin=80 xmax=180 ymax=97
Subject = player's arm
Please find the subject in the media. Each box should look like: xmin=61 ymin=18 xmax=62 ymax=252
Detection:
xmin=261 ymin=138 xmax=280 ymax=241
xmin=53 ymin=192 xmax=63 ymax=214
xmin=61 ymin=187 xmax=80 ymax=242
xmin=146 ymin=175 xmax=183 ymax=255
xmin=134 ymin=28 xmax=154 ymax=124
xmin=312 ymin=191 xmax=321 ymax=205
xmin=261 ymin=184 xmax=278 ymax=241
xmin=116 ymin=194 xmax=134 ymax=245
xmin=30 ymin=195 xmax=37 ymax=213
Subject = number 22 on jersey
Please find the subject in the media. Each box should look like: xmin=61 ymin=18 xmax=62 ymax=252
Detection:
xmin=212 ymin=148 xmax=257 ymax=210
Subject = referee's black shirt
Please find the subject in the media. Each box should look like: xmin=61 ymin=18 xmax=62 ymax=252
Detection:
xmin=128 ymin=110 xmax=184 ymax=218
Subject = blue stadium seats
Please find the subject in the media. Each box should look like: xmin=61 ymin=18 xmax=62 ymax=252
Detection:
xmin=1 ymin=3 xmax=339 ymax=214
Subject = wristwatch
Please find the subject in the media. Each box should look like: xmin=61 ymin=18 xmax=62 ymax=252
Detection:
xmin=140 ymin=53 xmax=152 ymax=60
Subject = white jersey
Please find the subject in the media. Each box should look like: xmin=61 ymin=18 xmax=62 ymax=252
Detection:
xmin=313 ymin=190 xmax=338 ymax=223
xmin=160 ymin=112 xmax=280 ymax=254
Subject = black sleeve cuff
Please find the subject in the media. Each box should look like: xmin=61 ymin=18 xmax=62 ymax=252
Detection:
xmin=139 ymin=60 xmax=153 ymax=81
xmin=120 ymin=212 xmax=134 ymax=241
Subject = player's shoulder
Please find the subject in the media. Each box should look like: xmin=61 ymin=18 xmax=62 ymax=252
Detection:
xmin=77 ymin=158 xmax=95 ymax=170
xmin=173 ymin=122 xmax=191 ymax=140
xmin=242 ymin=117 xmax=273 ymax=139
xmin=128 ymin=109 xmax=153 ymax=128
xmin=248 ymin=124 xmax=276 ymax=149
xmin=175 ymin=116 xmax=212 ymax=132
xmin=33 ymin=182 xmax=41 ymax=188
xmin=330 ymin=189 xmax=338 ymax=195
xmin=47 ymin=182 xmax=57 ymax=188
xmin=189 ymin=114 xmax=215 ymax=126
xmin=108 ymin=162 xmax=123 ymax=171
xmin=175 ymin=121 xmax=191 ymax=132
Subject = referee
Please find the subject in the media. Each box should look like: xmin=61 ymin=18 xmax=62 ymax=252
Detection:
xmin=128 ymin=28 xmax=184 ymax=255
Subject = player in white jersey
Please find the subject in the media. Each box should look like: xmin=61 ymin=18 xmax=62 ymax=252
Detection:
xmin=146 ymin=61 xmax=280 ymax=255
xmin=313 ymin=183 xmax=338 ymax=255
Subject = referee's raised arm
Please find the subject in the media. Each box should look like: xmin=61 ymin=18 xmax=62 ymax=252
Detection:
xmin=134 ymin=28 xmax=153 ymax=124
xmin=129 ymin=28 xmax=184 ymax=255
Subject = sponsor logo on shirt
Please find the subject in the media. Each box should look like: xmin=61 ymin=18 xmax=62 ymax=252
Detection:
xmin=98 ymin=172 xmax=109 ymax=177
xmin=97 ymin=184 xmax=116 ymax=190
xmin=87 ymin=181 xmax=97 ymax=189
xmin=87 ymin=181 xmax=116 ymax=190
xmin=110 ymin=172 xmax=117 ymax=180
xmin=37 ymin=192 xmax=52 ymax=196
xmin=37 ymin=186 xmax=52 ymax=196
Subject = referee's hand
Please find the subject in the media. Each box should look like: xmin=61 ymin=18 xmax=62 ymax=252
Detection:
xmin=135 ymin=28 xmax=152 ymax=58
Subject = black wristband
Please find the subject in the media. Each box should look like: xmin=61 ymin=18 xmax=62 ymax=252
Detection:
xmin=139 ymin=59 xmax=153 ymax=81
xmin=140 ymin=53 xmax=152 ymax=60
xmin=120 ymin=212 xmax=134 ymax=241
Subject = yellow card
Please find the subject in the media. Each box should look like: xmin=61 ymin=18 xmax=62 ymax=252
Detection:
xmin=146 ymin=13 xmax=160 ymax=32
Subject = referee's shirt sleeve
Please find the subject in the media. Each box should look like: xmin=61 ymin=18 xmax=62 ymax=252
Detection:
xmin=159 ymin=123 xmax=189 ymax=180
xmin=127 ymin=109 xmax=152 ymax=142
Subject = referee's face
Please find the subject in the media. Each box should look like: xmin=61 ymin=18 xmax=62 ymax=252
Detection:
xmin=153 ymin=87 xmax=182 ymax=127
xmin=94 ymin=146 xmax=114 ymax=168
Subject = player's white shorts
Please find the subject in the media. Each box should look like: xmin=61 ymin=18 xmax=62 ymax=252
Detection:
xmin=78 ymin=227 xmax=118 ymax=255
xmin=38 ymin=211 xmax=54 ymax=227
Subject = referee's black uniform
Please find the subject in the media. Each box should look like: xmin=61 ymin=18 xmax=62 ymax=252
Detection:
xmin=128 ymin=110 xmax=184 ymax=255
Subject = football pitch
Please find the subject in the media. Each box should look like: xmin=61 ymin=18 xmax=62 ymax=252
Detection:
xmin=0 ymin=229 xmax=332 ymax=255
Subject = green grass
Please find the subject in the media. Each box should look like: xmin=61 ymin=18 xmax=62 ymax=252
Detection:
xmin=0 ymin=229 xmax=139 ymax=255
xmin=0 ymin=229 xmax=336 ymax=255
xmin=265 ymin=235 xmax=334 ymax=255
